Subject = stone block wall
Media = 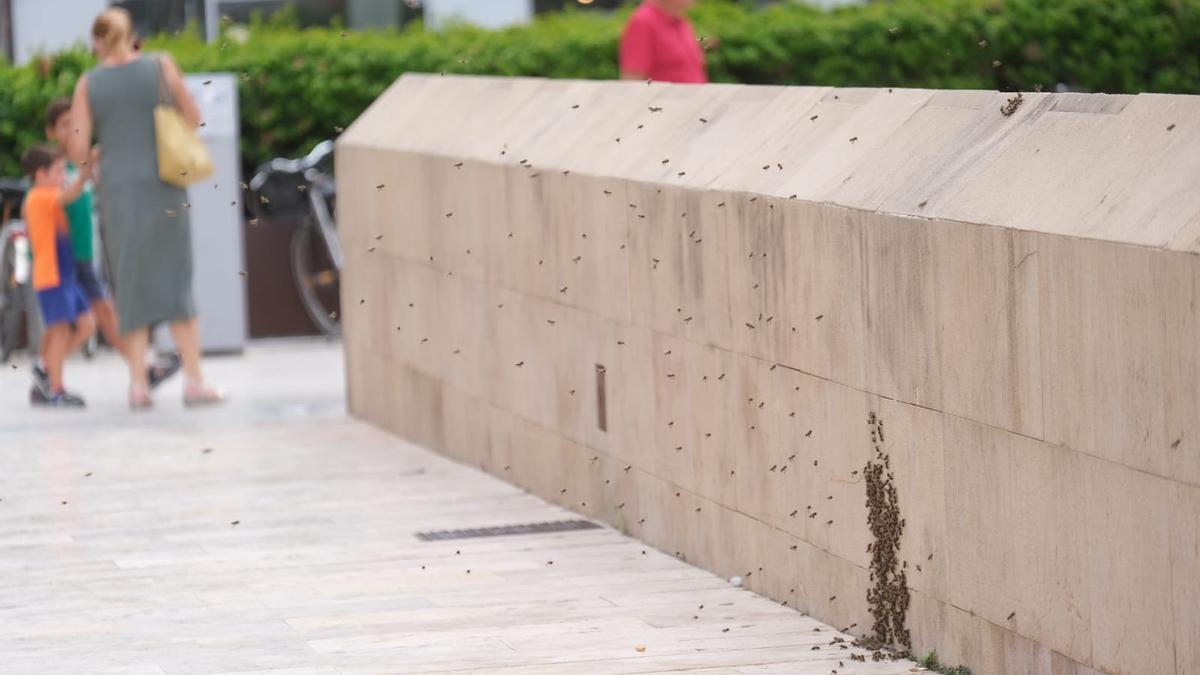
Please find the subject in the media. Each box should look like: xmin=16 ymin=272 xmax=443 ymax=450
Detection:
xmin=338 ymin=75 xmax=1200 ymax=675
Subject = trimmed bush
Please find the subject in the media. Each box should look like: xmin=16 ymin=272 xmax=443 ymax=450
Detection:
xmin=1 ymin=0 xmax=1197 ymax=176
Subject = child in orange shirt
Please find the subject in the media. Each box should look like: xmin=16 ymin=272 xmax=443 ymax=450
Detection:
xmin=21 ymin=145 xmax=95 ymax=407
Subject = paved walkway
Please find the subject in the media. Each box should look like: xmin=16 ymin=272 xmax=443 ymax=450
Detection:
xmin=0 ymin=342 xmax=915 ymax=675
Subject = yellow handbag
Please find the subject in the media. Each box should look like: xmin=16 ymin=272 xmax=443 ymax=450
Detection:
xmin=155 ymin=58 xmax=213 ymax=187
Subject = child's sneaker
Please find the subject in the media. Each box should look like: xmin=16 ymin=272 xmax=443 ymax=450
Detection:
xmin=32 ymin=361 xmax=49 ymax=389
xmin=32 ymin=388 xmax=86 ymax=408
xmin=148 ymin=353 xmax=182 ymax=389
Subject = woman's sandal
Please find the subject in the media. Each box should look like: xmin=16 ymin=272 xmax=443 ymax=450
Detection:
xmin=184 ymin=380 xmax=226 ymax=408
xmin=129 ymin=384 xmax=153 ymax=411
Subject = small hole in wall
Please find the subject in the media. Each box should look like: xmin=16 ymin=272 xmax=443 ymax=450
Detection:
xmin=596 ymin=364 xmax=607 ymax=432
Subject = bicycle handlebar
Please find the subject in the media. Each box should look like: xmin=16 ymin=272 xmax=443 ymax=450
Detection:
xmin=0 ymin=178 xmax=28 ymax=220
xmin=249 ymin=140 xmax=334 ymax=192
xmin=0 ymin=177 xmax=28 ymax=198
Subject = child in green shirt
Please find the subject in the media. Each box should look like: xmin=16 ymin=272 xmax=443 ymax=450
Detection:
xmin=45 ymin=99 xmax=121 ymax=353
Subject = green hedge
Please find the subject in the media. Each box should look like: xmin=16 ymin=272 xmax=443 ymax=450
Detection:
xmin=1 ymin=0 xmax=1197 ymax=177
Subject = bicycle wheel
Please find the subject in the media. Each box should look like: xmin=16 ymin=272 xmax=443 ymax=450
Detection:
xmin=82 ymin=332 xmax=98 ymax=359
xmin=290 ymin=225 xmax=341 ymax=337
xmin=0 ymin=285 xmax=24 ymax=363
xmin=0 ymin=238 xmax=22 ymax=362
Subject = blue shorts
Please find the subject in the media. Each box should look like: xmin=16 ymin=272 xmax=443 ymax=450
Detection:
xmin=36 ymin=282 xmax=91 ymax=328
xmin=75 ymin=261 xmax=108 ymax=302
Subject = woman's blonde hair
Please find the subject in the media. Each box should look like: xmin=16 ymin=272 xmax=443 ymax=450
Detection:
xmin=92 ymin=8 xmax=133 ymax=53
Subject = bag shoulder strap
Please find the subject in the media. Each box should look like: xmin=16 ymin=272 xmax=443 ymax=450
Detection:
xmin=156 ymin=56 xmax=175 ymax=108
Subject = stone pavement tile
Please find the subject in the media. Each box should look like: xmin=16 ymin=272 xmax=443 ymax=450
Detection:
xmin=0 ymin=341 xmax=914 ymax=675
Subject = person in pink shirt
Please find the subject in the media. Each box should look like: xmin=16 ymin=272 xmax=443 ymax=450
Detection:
xmin=619 ymin=0 xmax=708 ymax=84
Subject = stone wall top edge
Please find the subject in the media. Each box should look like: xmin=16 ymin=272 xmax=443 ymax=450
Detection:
xmin=341 ymin=75 xmax=1200 ymax=253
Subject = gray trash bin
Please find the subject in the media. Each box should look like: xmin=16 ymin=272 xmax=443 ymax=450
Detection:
xmin=154 ymin=73 xmax=248 ymax=354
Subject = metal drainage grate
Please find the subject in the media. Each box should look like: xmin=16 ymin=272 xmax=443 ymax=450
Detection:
xmin=415 ymin=519 xmax=601 ymax=542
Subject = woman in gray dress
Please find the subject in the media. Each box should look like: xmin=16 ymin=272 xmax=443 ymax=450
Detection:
xmin=68 ymin=8 xmax=223 ymax=409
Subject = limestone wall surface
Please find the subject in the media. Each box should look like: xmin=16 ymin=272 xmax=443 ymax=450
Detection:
xmin=337 ymin=74 xmax=1200 ymax=675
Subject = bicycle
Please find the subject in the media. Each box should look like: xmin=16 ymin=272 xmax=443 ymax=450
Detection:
xmin=0 ymin=177 xmax=38 ymax=363
xmin=248 ymin=140 xmax=342 ymax=337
